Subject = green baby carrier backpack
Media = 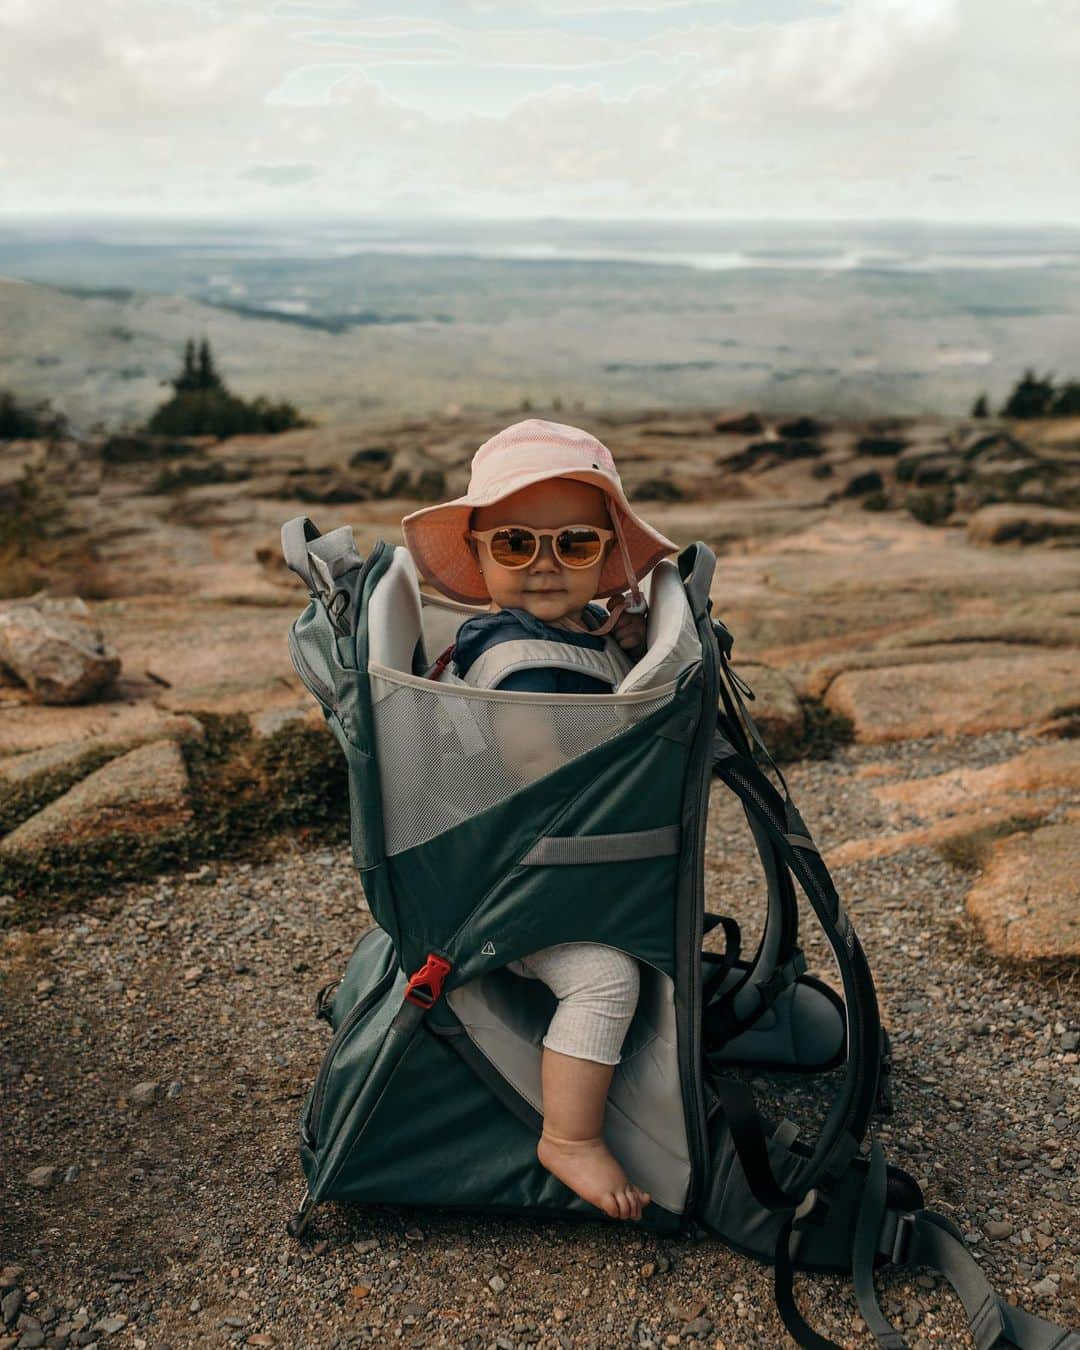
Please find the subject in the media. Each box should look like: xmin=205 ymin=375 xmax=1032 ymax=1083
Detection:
xmin=281 ymin=515 xmax=1078 ymax=1350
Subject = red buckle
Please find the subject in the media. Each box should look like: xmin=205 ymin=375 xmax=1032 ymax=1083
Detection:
xmin=404 ymin=953 xmax=452 ymax=1009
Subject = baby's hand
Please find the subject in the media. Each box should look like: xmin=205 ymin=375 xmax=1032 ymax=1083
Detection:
xmin=608 ymin=594 xmax=647 ymax=657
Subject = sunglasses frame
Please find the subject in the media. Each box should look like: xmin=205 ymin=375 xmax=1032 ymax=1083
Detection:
xmin=467 ymin=523 xmax=615 ymax=570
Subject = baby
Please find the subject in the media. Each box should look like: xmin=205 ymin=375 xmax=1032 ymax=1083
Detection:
xmin=402 ymin=419 xmax=677 ymax=1222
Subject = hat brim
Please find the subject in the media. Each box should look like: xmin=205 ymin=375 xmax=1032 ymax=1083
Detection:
xmin=401 ymin=468 xmax=677 ymax=605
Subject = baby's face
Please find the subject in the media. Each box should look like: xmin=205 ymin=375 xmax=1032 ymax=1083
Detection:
xmin=471 ymin=478 xmax=613 ymax=623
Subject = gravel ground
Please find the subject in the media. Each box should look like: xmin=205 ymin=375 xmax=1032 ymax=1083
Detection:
xmin=2 ymin=730 xmax=1077 ymax=1349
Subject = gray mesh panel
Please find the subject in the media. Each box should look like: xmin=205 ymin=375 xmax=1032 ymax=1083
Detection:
xmin=369 ymin=670 xmax=675 ymax=855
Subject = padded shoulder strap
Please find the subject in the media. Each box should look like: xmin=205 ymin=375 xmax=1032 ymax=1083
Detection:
xmin=458 ymin=636 xmax=633 ymax=690
xmin=711 ymin=744 xmax=883 ymax=1211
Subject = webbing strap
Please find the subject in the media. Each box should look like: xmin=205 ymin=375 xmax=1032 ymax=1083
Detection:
xmin=852 ymin=1141 xmax=911 ymax=1348
xmin=899 ymin=1212 xmax=1080 ymax=1350
xmin=774 ymin=1213 xmax=845 ymax=1349
xmin=520 ymin=825 xmax=681 ymax=865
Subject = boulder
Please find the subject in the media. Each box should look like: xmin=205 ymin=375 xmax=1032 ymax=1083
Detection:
xmin=867 ymin=740 xmax=1079 ymax=828
xmin=876 ymin=612 xmax=1080 ymax=652
xmin=967 ymin=504 xmax=1080 ymax=546
xmin=955 ymin=428 xmax=1033 ymax=462
xmin=911 ymin=456 xmax=964 ymax=486
xmin=825 ymin=800 xmax=1054 ymax=869
xmin=856 ymin=435 xmax=907 ymax=457
xmin=713 ymin=411 xmax=764 ymax=435
xmin=841 ymin=469 xmax=884 ymax=499
xmin=776 ymin=415 xmax=826 ymax=439
xmin=0 ymin=739 xmax=192 ymax=857
xmin=965 ymin=823 xmax=1080 ymax=961
xmin=0 ymin=596 xmax=120 ymax=704
xmin=791 ymin=643 xmax=1031 ymax=701
xmin=730 ymin=662 xmax=805 ymax=754
xmin=895 ymin=443 xmax=952 ymax=483
xmin=0 ymin=715 xmax=203 ymax=787
xmin=823 ymin=651 xmax=1078 ymax=743
xmin=289 ymin=468 xmax=373 ymax=504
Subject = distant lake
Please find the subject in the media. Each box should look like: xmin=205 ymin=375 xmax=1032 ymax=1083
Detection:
xmin=2 ymin=216 xmax=1079 ymax=427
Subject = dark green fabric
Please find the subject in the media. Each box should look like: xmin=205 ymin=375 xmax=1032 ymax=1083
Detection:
xmin=386 ymin=688 xmax=695 ymax=981
xmin=308 ymin=1017 xmax=679 ymax=1231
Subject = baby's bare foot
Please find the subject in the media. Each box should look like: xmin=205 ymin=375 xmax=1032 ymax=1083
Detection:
xmin=538 ymin=1131 xmax=651 ymax=1220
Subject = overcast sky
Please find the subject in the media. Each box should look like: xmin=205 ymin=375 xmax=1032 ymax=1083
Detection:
xmin=1 ymin=0 xmax=1077 ymax=222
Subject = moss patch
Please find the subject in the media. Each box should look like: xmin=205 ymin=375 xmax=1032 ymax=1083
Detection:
xmin=764 ymin=698 xmax=855 ymax=764
xmin=0 ymin=744 xmax=133 ymax=836
xmin=0 ymin=714 xmax=349 ymax=927
xmin=935 ymin=816 xmax=1042 ymax=873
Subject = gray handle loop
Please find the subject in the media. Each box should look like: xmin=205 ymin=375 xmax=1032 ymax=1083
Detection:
xmin=281 ymin=516 xmax=323 ymax=594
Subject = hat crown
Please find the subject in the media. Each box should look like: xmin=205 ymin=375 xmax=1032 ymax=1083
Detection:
xmin=471 ymin=419 xmax=617 ymax=489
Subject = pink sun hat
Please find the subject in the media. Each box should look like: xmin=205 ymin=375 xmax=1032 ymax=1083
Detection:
xmin=401 ymin=419 xmax=678 ymax=606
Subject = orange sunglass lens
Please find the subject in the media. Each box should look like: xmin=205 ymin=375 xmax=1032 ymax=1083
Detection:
xmin=488 ymin=528 xmax=538 ymax=567
xmin=555 ymin=528 xmax=603 ymax=566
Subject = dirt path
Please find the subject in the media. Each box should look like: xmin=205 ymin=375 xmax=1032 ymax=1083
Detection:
xmin=2 ymin=731 xmax=1077 ymax=1349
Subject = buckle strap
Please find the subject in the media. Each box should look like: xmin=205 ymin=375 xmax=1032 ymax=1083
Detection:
xmin=756 ymin=947 xmax=808 ymax=1009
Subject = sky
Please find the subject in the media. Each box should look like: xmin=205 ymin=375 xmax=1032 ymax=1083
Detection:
xmin=1 ymin=0 xmax=1078 ymax=222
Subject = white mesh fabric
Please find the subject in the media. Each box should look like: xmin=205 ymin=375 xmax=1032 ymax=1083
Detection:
xmin=369 ymin=668 xmax=676 ymax=855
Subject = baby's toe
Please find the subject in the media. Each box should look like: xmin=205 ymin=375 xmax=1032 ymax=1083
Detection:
xmin=598 ymin=1191 xmax=622 ymax=1220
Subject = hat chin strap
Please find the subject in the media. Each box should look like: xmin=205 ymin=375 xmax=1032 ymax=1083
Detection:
xmin=612 ymin=508 xmax=646 ymax=612
xmin=556 ymin=507 xmax=645 ymax=637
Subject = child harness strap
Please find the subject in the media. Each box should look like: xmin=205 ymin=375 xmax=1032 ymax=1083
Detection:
xmin=451 ymin=634 xmax=634 ymax=690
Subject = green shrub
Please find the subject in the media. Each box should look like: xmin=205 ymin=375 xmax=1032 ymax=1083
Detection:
xmin=149 ymin=460 xmax=252 ymax=493
xmin=146 ymin=338 xmax=310 ymax=439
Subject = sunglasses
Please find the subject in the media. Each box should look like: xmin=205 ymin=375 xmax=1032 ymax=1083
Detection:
xmin=467 ymin=524 xmax=614 ymax=570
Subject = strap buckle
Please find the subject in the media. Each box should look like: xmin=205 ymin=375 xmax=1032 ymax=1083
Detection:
xmin=890 ymin=1212 xmax=916 ymax=1265
xmin=404 ymin=953 xmax=453 ymax=1009
xmin=793 ymin=1187 xmax=831 ymax=1231
xmin=756 ymin=947 xmax=808 ymax=1009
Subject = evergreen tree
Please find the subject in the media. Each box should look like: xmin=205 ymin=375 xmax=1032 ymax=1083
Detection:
xmin=971 ymin=393 xmax=990 ymax=418
xmin=173 ymin=339 xmax=199 ymax=394
xmin=197 ymin=337 xmax=223 ymax=392
xmin=1050 ymin=379 xmax=1080 ymax=416
xmin=1001 ymin=369 xmax=1057 ymax=419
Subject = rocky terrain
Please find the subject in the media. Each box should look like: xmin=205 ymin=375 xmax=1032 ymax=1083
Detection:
xmin=1 ymin=404 xmax=1078 ymax=1347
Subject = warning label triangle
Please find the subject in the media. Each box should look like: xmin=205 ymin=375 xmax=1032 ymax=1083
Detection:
xmin=481 ymin=941 xmax=496 ymax=956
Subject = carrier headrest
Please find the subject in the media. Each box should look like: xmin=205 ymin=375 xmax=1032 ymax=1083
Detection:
xmin=616 ymin=559 xmax=701 ymax=694
xmin=368 ymin=547 xmax=700 ymax=691
xmin=367 ymin=546 xmax=424 ymax=674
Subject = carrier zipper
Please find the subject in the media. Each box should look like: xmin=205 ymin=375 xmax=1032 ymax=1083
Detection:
xmin=305 ymin=965 xmax=398 ymax=1147
xmin=287 ymin=623 xmax=338 ymax=713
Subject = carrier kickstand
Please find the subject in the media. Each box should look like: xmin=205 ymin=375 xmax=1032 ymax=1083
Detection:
xmin=286 ymin=1191 xmax=317 ymax=1239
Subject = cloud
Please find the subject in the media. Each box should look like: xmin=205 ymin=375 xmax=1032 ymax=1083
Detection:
xmin=0 ymin=0 xmax=1077 ymax=220
xmin=240 ymin=162 xmax=318 ymax=185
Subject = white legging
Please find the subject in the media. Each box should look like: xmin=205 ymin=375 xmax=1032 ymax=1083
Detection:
xmin=508 ymin=943 xmax=640 ymax=1066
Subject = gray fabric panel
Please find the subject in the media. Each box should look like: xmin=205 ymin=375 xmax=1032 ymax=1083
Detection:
xmin=446 ymin=958 xmax=692 ymax=1214
xmin=785 ymin=833 xmax=819 ymax=853
xmin=521 ymin=825 xmax=681 ymax=866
